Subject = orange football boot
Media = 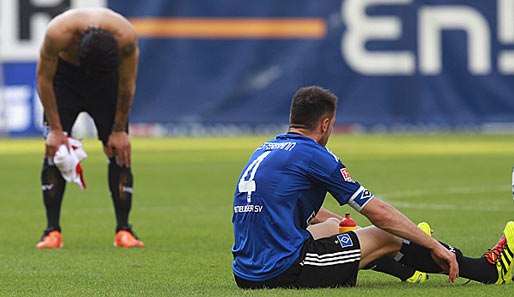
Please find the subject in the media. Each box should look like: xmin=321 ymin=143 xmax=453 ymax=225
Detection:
xmin=36 ymin=230 xmax=63 ymax=248
xmin=114 ymin=230 xmax=144 ymax=248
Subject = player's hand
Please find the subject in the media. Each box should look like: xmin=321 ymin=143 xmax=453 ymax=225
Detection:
xmin=45 ymin=130 xmax=68 ymax=158
xmin=430 ymin=244 xmax=459 ymax=283
xmin=106 ymin=131 xmax=131 ymax=167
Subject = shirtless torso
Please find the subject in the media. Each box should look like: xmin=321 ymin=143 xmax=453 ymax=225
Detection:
xmin=37 ymin=8 xmax=138 ymax=166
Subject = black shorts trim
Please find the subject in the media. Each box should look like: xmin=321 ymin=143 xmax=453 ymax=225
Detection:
xmin=234 ymin=231 xmax=361 ymax=289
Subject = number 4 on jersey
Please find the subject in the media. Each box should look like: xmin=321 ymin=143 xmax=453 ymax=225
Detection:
xmin=238 ymin=151 xmax=271 ymax=203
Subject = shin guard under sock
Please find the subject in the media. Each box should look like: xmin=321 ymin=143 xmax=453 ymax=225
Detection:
xmin=41 ymin=158 xmax=65 ymax=230
xmin=396 ymin=240 xmax=498 ymax=284
xmin=108 ymin=158 xmax=133 ymax=230
xmin=363 ymin=256 xmax=417 ymax=281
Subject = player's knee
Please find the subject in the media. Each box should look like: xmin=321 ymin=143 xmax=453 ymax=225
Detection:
xmin=108 ymin=157 xmax=132 ymax=171
xmin=326 ymin=217 xmax=340 ymax=227
xmin=103 ymin=145 xmax=112 ymax=158
xmin=41 ymin=158 xmax=65 ymax=202
xmin=42 ymin=159 xmax=62 ymax=188
xmin=364 ymin=226 xmax=403 ymax=251
xmin=116 ymin=163 xmax=132 ymax=180
xmin=108 ymin=158 xmax=133 ymax=199
xmin=108 ymin=157 xmax=119 ymax=168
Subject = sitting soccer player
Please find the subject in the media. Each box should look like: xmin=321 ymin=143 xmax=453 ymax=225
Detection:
xmin=232 ymin=86 xmax=513 ymax=288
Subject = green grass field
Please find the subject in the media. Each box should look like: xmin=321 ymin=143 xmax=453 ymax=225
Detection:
xmin=1 ymin=135 xmax=514 ymax=296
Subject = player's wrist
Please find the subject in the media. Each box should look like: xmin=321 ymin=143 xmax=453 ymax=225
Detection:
xmin=111 ymin=123 xmax=126 ymax=133
xmin=427 ymin=238 xmax=442 ymax=250
xmin=49 ymin=126 xmax=64 ymax=133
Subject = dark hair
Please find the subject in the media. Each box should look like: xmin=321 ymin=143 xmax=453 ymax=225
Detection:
xmin=289 ymin=86 xmax=338 ymax=130
xmin=77 ymin=27 xmax=119 ymax=76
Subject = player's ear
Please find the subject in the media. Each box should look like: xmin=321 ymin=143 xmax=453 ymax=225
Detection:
xmin=320 ymin=117 xmax=330 ymax=133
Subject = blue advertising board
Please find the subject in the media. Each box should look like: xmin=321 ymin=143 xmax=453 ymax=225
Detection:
xmin=111 ymin=0 xmax=514 ymax=130
xmin=1 ymin=0 xmax=514 ymax=135
xmin=1 ymin=62 xmax=42 ymax=136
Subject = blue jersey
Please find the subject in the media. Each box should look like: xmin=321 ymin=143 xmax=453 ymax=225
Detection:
xmin=232 ymin=133 xmax=374 ymax=281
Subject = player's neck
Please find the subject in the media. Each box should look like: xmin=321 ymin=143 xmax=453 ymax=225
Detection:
xmin=288 ymin=127 xmax=322 ymax=144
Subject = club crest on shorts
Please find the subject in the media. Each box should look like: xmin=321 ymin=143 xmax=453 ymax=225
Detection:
xmin=336 ymin=233 xmax=353 ymax=248
xmin=340 ymin=168 xmax=355 ymax=183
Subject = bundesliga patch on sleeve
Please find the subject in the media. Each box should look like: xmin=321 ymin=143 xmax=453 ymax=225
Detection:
xmin=340 ymin=168 xmax=355 ymax=183
xmin=336 ymin=233 xmax=354 ymax=248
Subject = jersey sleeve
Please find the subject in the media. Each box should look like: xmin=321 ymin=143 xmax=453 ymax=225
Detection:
xmin=307 ymin=148 xmax=374 ymax=212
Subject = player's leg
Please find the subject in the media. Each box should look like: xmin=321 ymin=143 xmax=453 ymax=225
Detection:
xmin=406 ymin=221 xmax=513 ymax=284
xmin=37 ymin=59 xmax=82 ymax=248
xmin=306 ymin=217 xmax=340 ymax=240
xmin=285 ymin=229 xmax=415 ymax=288
xmin=41 ymin=157 xmax=66 ymax=231
xmin=363 ymin=256 xmax=425 ymax=282
xmin=86 ymin=71 xmax=143 ymax=247
xmin=38 ymin=157 xmax=66 ymax=248
xmin=355 ymin=224 xmax=505 ymax=284
xmin=40 ymin=112 xmax=77 ymax=236
xmin=354 ymin=226 xmax=403 ymax=268
xmin=362 ymin=222 xmax=432 ymax=283
xmin=106 ymin=153 xmax=142 ymax=247
xmin=307 ymin=218 xmax=427 ymax=283
xmin=483 ymin=221 xmax=514 ymax=284
xmin=101 ymin=145 xmax=133 ymax=230
xmin=298 ymin=224 xmax=407 ymax=288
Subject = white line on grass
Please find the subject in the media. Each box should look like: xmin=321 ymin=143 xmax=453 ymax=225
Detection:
xmin=382 ymin=200 xmax=510 ymax=212
xmin=377 ymin=184 xmax=511 ymax=212
xmin=379 ymin=185 xmax=508 ymax=199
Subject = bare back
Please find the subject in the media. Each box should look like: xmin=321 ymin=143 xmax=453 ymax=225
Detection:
xmin=43 ymin=8 xmax=137 ymax=65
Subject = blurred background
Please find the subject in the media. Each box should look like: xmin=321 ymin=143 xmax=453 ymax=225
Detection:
xmin=1 ymin=0 xmax=514 ymax=138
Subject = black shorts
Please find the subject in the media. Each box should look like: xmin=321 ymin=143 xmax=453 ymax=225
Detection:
xmin=234 ymin=231 xmax=361 ymax=289
xmin=43 ymin=58 xmax=125 ymax=145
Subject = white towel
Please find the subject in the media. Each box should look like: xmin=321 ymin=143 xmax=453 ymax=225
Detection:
xmin=53 ymin=137 xmax=87 ymax=190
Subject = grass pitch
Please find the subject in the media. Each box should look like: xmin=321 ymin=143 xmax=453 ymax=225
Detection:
xmin=0 ymin=134 xmax=513 ymax=296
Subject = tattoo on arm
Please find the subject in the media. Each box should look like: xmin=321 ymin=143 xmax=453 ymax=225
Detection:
xmin=112 ymin=122 xmax=126 ymax=132
xmin=121 ymin=43 xmax=136 ymax=58
xmin=113 ymin=90 xmax=133 ymax=132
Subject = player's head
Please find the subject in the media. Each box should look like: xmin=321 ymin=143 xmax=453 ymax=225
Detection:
xmin=77 ymin=27 xmax=119 ymax=76
xmin=289 ymin=86 xmax=338 ymax=146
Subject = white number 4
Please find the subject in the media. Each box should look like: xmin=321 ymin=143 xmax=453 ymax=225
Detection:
xmin=238 ymin=151 xmax=271 ymax=202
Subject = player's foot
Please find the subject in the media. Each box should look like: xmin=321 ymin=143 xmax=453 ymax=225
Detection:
xmin=406 ymin=270 xmax=428 ymax=283
xmin=484 ymin=221 xmax=514 ymax=284
xmin=114 ymin=227 xmax=144 ymax=248
xmin=406 ymin=222 xmax=433 ymax=283
xmin=36 ymin=229 xmax=63 ymax=248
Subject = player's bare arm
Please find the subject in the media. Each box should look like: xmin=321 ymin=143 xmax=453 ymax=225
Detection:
xmin=36 ymin=27 xmax=74 ymax=157
xmin=360 ymin=198 xmax=459 ymax=282
xmin=106 ymin=32 xmax=139 ymax=167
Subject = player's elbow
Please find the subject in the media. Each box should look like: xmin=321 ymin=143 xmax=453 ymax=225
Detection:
xmin=36 ymin=66 xmax=54 ymax=85
xmin=36 ymin=75 xmax=53 ymax=93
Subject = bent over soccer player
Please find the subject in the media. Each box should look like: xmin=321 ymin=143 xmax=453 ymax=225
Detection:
xmin=232 ymin=86 xmax=513 ymax=288
xmin=36 ymin=8 xmax=143 ymax=248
